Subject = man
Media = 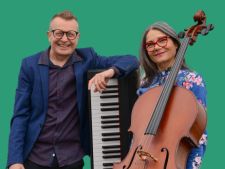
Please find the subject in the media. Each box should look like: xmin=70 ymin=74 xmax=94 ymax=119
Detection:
xmin=7 ymin=10 xmax=139 ymax=169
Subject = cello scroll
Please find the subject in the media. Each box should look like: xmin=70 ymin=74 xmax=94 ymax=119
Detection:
xmin=178 ymin=10 xmax=214 ymax=45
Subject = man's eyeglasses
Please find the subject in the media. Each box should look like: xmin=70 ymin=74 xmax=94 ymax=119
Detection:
xmin=50 ymin=29 xmax=79 ymax=40
xmin=145 ymin=36 xmax=169 ymax=52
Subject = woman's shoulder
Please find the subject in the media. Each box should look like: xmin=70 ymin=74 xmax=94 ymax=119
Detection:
xmin=178 ymin=69 xmax=200 ymax=77
xmin=177 ymin=69 xmax=206 ymax=89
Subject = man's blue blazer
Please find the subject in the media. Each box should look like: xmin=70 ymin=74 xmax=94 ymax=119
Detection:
xmin=7 ymin=47 xmax=139 ymax=166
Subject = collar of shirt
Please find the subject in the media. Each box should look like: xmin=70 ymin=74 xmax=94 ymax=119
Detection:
xmin=38 ymin=47 xmax=82 ymax=67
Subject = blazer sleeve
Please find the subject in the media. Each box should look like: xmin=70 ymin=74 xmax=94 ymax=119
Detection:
xmin=7 ymin=59 xmax=32 ymax=166
xmin=89 ymin=48 xmax=139 ymax=77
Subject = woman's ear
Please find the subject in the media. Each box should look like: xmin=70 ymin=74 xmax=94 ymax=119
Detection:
xmin=175 ymin=42 xmax=179 ymax=51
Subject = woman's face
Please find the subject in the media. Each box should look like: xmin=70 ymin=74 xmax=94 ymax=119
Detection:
xmin=145 ymin=29 xmax=178 ymax=71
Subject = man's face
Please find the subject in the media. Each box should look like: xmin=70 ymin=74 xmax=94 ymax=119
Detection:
xmin=48 ymin=17 xmax=79 ymax=58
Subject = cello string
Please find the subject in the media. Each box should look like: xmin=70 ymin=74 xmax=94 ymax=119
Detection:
xmin=138 ymin=38 xmax=189 ymax=168
xmin=115 ymin=11 xmax=212 ymax=168
xmin=126 ymin=38 xmax=190 ymax=169
xmin=146 ymin=38 xmax=189 ymax=135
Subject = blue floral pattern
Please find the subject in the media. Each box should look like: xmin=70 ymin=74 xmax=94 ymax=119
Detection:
xmin=137 ymin=69 xmax=207 ymax=169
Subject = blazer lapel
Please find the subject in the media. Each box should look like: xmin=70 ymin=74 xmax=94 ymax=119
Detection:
xmin=73 ymin=50 xmax=83 ymax=89
xmin=39 ymin=65 xmax=49 ymax=110
xmin=73 ymin=51 xmax=83 ymax=117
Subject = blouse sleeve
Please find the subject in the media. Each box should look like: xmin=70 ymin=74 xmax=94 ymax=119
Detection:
xmin=180 ymin=71 xmax=207 ymax=109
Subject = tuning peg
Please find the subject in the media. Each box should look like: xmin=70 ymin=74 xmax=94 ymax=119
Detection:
xmin=201 ymin=24 xmax=214 ymax=35
xmin=201 ymin=29 xmax=208 ymax=36
xmin=207 ymin=24 xmax=214 ymax=31
xmin=178 ymin=31 xmax=185 ymax=39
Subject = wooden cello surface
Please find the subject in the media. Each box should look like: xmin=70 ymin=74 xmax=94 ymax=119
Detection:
xmin=113 ymin=86 xmax=206 ymax=169
xmin=113 ymin=10 xmax=213 ymax=169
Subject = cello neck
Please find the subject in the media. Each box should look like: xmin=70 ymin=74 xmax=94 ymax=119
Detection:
xmin=145 ymin=37 xmax=190 ymax=135
xmin=145 ymin=10 xmax=213 ymax=135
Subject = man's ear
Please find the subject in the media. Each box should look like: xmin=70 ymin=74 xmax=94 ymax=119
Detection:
xmin=76 ymin=33 xmax=80 ymax=43
xmin=77 ymin=33 xmax=80 ymax=40
xmin=47 ymin=31 xmax=51 ymax=43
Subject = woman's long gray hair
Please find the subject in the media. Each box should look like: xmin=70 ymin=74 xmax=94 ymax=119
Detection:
xmin=139 ymin=21 xmax=188 ymax=87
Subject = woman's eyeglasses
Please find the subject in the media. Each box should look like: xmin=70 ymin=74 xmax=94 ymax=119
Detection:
xmin=145 ymin=36 xmax=169 ymax=52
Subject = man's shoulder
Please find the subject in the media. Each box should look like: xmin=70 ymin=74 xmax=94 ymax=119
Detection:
xmin=20 ymin=50 xmax=47 ymax=71
xmin=23 ymin=50 xmax=45 ymax=62
xmin=76 ymin=47 xmax=96 ymax=57
xmin=76 ymin=47 xmax=93 ymax=52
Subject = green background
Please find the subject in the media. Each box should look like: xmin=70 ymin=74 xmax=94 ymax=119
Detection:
xmin=0 ymin=0 xmax=223 ymax=168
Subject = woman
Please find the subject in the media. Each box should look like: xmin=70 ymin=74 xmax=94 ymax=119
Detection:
xmin=137 ymin=22 xmax=207 ymax=169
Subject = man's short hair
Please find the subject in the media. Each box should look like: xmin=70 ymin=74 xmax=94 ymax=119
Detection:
xmin=51 ymin=10 xmax=78 ymax=22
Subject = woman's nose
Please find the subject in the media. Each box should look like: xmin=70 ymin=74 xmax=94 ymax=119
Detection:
xmin=154 ymin=44 xmax=161 ymax=50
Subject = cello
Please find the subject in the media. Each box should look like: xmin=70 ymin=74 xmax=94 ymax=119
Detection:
xmin=113 ymin=10 xmax=213 ymax=169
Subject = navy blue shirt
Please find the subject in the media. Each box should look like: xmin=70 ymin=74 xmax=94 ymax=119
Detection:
xmin=28 ymin=49 xmax=84 ymax=167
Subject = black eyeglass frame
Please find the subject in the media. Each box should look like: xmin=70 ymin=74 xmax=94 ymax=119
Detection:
xmin=50 ymin=29 xmax=79 ymax=40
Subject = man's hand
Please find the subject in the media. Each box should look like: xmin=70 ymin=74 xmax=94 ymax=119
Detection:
xmin=9 ymin=163 xmax=25 ymax=169
xmin=88 ymin=68 xmax=115 ymax=92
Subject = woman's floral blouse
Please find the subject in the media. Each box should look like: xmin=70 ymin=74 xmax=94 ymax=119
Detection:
xmin=137 ymin=69 xmax=207 ymax=169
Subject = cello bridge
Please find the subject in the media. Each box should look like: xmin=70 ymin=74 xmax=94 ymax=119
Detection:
xmin=137 ymin=150 xmax=158 ymax=162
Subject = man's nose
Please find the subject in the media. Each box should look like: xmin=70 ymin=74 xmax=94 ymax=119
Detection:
xmin=61 ymin=33 xmax=69 ymax=41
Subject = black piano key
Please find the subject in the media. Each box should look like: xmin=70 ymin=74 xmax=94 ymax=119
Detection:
xmin=103 ymin=155 xmax=121 ymax=159
xmin=100 ymin=95 xmax=119 ymax=99
xmin=101 ymin=115 xmax=119 ymax=119
xmin=102 ymin=90 xmax=118 ymax=94
xmin=102 ymin=132 xmax=120 ymax=137
xmin=101 ymin=125 xmax=119 ymax=129
xmin=103 ymin=163 xmax=113 ymax=167
xmin=106 ymin=85 xmax=119 ymax=88
xmin=102 ymin=137 xmax=120 ymax=142
xmin=101 ymin=107 xmax=119 ymax=111
xmin=103 ymin=163 xmax=113 ymax=169
xmin=88 ymin=70 xmax=139 ymax=168
xmin=103 ymin=150 xmax=121 ymax=154
xmin=102 ymin=145 xmax=121 ymax=149
xmin=101 ymin=120 xmax=119 ymax=124
xmin=100 ymin=102 xmax=119 ymax=106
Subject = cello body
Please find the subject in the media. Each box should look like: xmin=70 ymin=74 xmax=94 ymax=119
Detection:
xmin=113 ymin=86 xmax=207 ymax=169
xmin=113 ymin=10 xmax=212 ymax=169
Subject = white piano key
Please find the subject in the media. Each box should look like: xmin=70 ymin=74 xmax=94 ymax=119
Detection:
xmin=90 ymin=78 xmax=123 ymax=169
